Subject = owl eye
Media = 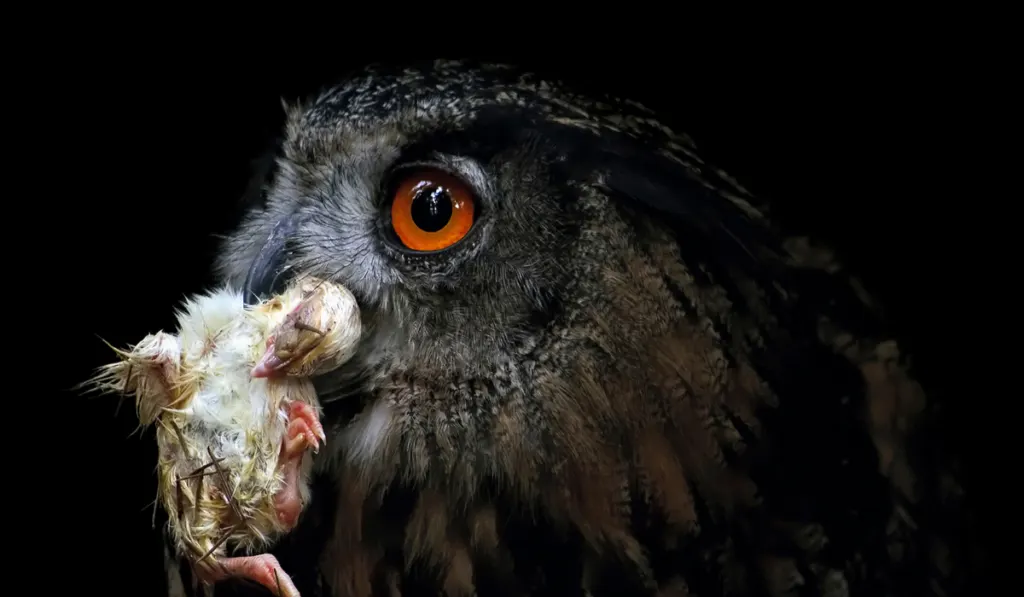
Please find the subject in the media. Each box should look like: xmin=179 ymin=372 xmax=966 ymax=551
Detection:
xmin=389 ymin=169 xmax=476 ymax=252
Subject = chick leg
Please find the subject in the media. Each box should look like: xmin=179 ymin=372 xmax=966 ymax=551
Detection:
xmin=189 ymin=403 xmax=322 ymax=596
xmin=273 ymin=400 xmax=325 ymax=529
xmin=195 ymin=553 xmax=301 ymax=597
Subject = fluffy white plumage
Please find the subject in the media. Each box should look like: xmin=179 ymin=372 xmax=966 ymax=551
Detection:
xmin=176 ymin=287 xmax=278 ymax=465
xmin=87 ymin=276 xmax=361 ymax=594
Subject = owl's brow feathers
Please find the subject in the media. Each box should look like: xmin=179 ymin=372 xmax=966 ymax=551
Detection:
xmin=206 ymin=60 xmax=964 ymax=597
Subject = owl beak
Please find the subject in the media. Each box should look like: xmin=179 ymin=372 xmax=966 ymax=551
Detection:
xmin=243 ymin=214 xmax=303 ymax=306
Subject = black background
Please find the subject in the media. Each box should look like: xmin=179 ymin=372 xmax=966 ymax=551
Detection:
xmin=39 ymin=32 xmax=984 ymax=596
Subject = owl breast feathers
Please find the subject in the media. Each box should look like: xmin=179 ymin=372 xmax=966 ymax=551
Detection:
xmin=183 ymin=60 xmax=968 ymax=597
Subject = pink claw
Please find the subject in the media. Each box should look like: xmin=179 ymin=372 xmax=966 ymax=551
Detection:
xmin=272 ymin=401 xmax=325 ymax=529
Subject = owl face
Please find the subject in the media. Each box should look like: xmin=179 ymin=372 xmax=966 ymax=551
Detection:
xmin=216 ymin=60 xmax=735 ymax=501
xmin=219 ymin=62 xmax=688 ymax=386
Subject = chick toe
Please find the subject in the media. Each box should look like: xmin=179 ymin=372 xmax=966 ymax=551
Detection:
xmin=195 ymin=553 xmax=301 ymax=597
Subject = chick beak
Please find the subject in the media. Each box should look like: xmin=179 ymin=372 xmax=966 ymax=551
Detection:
xmin=251 ymin=340 xmax=288 ymax=378
xmin=243 ymin=214 xmax=303 ymax=307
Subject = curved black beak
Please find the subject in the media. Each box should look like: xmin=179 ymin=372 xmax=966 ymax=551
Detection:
xmin=242 ymin=214 xmax=303 ymax=306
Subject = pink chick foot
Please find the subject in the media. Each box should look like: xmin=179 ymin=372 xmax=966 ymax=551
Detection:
xmin=273 ymin=401 xmax=325 ymax=529
xmin=194 ymin=553 xmax=301 ymax=597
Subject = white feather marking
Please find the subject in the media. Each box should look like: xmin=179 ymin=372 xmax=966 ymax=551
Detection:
xmin=344 ymin=399 xmax=394 ymax=467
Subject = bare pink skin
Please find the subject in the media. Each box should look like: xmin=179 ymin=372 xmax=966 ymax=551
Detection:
xmin=191 ymin=400 xmax=325 ymax=596
xmin=194 ymin=553 xmax=301 ymax=597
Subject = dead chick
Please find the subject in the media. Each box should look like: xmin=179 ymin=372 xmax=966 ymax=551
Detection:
xmin=86 ymin=276 xmax=360 ymax=596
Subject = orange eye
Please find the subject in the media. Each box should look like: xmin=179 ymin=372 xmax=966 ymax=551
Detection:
xmin=390 ymin=169 xmax=476 ymax=252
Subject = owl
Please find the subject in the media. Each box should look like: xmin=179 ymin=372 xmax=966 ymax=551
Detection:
xmin=162 ymin=60 xmax=971 ymax=597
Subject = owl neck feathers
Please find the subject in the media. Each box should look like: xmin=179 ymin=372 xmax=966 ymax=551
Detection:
xmin=313 ymin=202 xmax=923 ymax=596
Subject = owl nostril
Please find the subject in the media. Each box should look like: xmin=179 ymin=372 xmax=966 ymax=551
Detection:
xmin=243 ymin=215 xmax=303 ymax=306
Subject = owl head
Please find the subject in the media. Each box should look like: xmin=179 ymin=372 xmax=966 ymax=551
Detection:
xmin=212 ymin=60 xmax=951 ymax=596
xmin=217 ymin=60 xmax=783 ymax=386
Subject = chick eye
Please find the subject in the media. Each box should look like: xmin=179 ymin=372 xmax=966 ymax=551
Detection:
xmin=389 ymin=169 xmax=476 ymax=252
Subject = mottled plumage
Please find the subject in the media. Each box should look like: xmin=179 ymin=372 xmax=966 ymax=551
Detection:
xmin=162 ymin=60 xmax=966 ymax=596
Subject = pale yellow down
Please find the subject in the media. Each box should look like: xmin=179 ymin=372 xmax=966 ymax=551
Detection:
xmin=88 ymin=277 xmax=361 ymax=564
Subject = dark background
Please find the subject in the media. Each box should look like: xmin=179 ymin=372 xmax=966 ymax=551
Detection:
xmin=39 ymin=38 xmax=983 ymax=596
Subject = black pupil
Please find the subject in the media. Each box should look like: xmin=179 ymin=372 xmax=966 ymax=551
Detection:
xmin=410 ymin=185 xmax=453 ymax=232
